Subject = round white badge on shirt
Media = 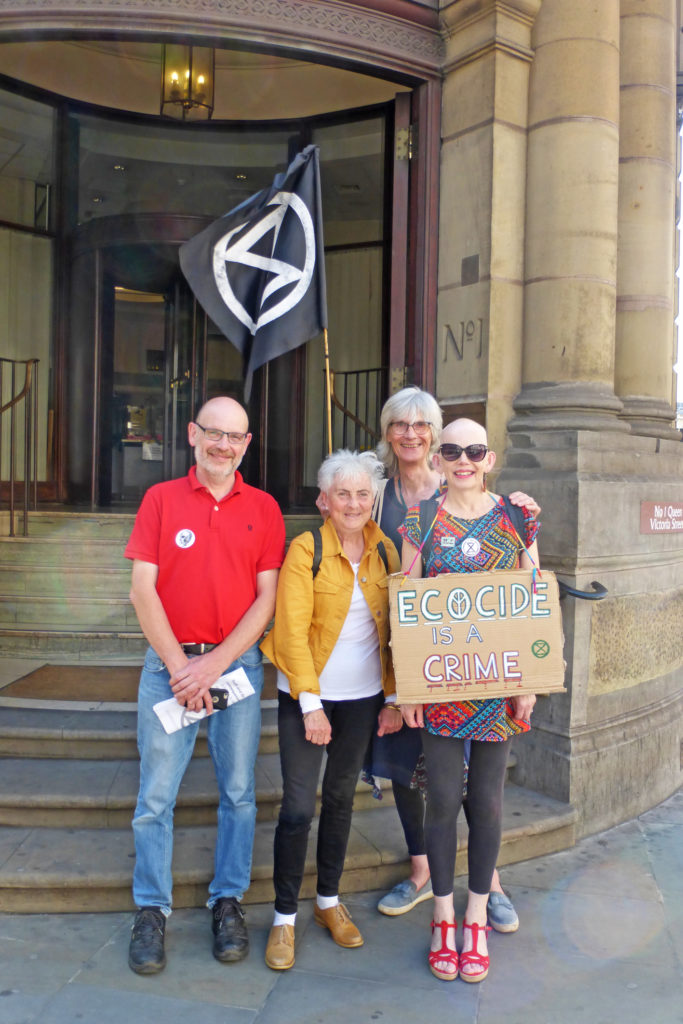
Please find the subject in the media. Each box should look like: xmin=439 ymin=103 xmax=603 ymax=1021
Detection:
xmin=461 ymin=538 xmax=481 ymax=558
xmin=175 ymin=529 xmax=196 ymax=549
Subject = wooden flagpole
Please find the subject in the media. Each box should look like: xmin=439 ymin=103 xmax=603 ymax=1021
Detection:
xmin=323 ymin=328 xmax=333 ymax=455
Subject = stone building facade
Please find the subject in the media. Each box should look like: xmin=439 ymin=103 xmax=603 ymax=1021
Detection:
xmin=0 ymin=0 xmax=681 ymax=835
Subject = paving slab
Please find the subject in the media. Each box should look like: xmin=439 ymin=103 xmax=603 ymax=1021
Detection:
xmin=640 ymin=821 xmax=683 ymax=895
xmin=0 ymin=789 xmax=681 ymax=1024
xmin=81 ymin=904 xmax=280 ymax=1011
xmin=492 ymin=885 xmax=675 ymax=969
xmin=662 ymin=893 xmax=683 ymax=967
xmin=38 ymin=983 xmax=256 ymax=1024
xmin=494 ymin=819 xmax=661 ymax=900
xmin=477 ymin=952 xmax=683 ymax=1024
xmin=638 ymin=788 xmax=683 ymax=826
xmin=254 ymin=965 xmax=481 ymax=1024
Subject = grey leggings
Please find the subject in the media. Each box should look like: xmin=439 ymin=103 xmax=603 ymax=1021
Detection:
xmin=421 ymin=731 xmax=510 ymax=897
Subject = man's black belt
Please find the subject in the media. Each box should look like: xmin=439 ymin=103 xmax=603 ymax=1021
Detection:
xmin=181 ymin=642 xmax=219 ymax=654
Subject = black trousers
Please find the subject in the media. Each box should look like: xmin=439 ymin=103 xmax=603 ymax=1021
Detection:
xmin=273 ymin=689 xmax=384 ymax=914
xmin=392 ymin=780 xmax=426 ymax=856
xmin=421 ymin=731 xmax=511 ymax=897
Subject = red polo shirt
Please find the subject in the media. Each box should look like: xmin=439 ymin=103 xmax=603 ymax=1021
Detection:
xmin=124 ymin=467 xmax=285 ymax=644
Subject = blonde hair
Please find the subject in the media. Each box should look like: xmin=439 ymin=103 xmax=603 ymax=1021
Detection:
xmin=376 ymin=387 xmax=443 ymax=476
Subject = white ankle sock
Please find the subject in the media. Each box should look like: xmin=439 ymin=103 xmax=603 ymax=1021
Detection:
xmin=316 ymin=894 xmax=339 ymax=910
xmin=273 ymin=912 xmax=296 ymax=927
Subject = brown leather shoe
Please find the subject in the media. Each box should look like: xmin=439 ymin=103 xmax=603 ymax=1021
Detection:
xmin=313 ymin=903 xmax=364 ymax=948
xmin=264 ymin=924 xmax=295 ymax=970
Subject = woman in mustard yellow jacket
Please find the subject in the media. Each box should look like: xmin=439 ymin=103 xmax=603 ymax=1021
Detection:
xmin=261 ymin=449 xmax=401 ymax=970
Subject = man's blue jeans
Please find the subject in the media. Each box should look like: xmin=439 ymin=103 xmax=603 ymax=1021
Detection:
xmin=132 ymin=643 xmax=263 ymax=915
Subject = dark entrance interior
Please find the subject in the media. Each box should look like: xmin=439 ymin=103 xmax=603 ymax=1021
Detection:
xmin=67 ymin=218 xmax=249 ymax=507
xmin=63 ymin=110 xmax=390 ymax=511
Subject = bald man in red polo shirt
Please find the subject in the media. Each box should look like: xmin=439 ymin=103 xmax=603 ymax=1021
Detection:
xmin=124 ymin=396 xmax=285 ymax=975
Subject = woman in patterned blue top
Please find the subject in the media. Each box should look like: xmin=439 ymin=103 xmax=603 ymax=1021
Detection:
xmin=400 ymin=418 xmax=540 ymax=984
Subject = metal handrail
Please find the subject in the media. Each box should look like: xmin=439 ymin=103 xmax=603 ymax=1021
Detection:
xmin=330 ymin=371 xmax=381 ymax=440
xmin=0 ymin=357 xmax=39 ymax=536
xmin=324 ymin=366 xmax=386 ymax=457
xmin=557 ymin=579 xmax=608 ymax=601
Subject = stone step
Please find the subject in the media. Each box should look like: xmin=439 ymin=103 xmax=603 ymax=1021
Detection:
xmin=0 ymin=595 xmax=137 ymax=630
xmin=0 ymin=629 xmax=147 ymax=660
xmin=0 ymin=704 xmax=279 ymax=760
xmin=0 ymin=785 xmax=577 ymax=913
xmin=0 ymin=511 xmax=318 ymax=550
xmin=0 ymin=510 xmax=321 ymax=643
xmin=0 ymin=564 xmax=131 ymax=599
xmin=0 ymin=751 xmax=390 ymax=829
xmin=1 ymin=511 xmax=137 ymax=541
xmin=0 ymin=537 xmax=132 ymax=568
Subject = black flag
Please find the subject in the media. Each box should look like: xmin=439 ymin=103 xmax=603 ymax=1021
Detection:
xmin=179 ymin=144 xmax=327 ymax=399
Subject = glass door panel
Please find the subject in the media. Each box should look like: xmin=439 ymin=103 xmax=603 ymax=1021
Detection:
xmin=111 ymin=287 xmax=166 ymax=501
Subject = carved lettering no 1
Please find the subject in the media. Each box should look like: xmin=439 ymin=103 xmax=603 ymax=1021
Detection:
xmin=442 ymin=319 xmax=485 ymax=361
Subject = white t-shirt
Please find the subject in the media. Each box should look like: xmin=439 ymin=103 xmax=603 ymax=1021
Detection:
xmin=277 ymin=562 xmax=382 ymax=710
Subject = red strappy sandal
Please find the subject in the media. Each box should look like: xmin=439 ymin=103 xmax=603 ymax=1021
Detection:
xmin=428 ymin=920 xmax=459 ymax=981
xmin=460 ymin=920 xmax=491 ymax=983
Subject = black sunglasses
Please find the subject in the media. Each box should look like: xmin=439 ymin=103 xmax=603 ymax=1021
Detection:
xmin=438 ymin=443 xmax=489 ymax=463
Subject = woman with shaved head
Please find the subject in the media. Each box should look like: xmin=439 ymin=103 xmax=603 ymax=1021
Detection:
xmin=356 ymin=389 xmax=536 ymax=932
xmin=400 ymin=418 xmax=540 ymax=984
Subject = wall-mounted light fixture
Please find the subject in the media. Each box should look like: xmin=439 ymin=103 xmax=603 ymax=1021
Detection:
xmin=161 ymin=44 xmax=215 ymax=121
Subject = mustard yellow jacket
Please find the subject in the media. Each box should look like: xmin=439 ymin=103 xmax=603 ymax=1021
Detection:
xmin=260 ymin=518 xmax=400 ymax=699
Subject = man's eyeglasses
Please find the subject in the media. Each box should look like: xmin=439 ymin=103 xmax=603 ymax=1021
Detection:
xmin=389 ymin=420 xmax=432 ymax=436
xmin=438 ymin=443 xmax=489 ymax=463
xmin=194 ymin=423 xmax=248 ymax=444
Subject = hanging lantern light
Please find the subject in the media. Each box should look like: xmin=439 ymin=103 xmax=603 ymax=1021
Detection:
xmin=161 ymin=44 xmax=215 ymax=121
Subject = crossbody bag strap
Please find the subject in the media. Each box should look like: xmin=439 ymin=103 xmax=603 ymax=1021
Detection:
xmin=371 ymin=476 xmax=388 ymax=524
xmin=418 ymin=496 xmax=440 ymax=566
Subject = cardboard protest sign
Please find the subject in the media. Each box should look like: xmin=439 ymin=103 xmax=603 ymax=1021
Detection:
xmin=389 ymin=569 xmax=565 ymax=703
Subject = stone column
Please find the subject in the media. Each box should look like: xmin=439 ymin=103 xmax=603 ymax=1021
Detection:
xmin=511 ymin=0 xmax=627 ymax=432
xmin=499 ymin=0 xmax=683 ymax=837
xmin=436 ymin=0 xmax=541 ymax=458
xmin=615 ymin=0 xmax=679 ymax=439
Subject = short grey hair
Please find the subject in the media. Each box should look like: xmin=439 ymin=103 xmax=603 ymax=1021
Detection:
xmin=376 ymin=387 xmax=443 ymax=476
xmin=317 ymin=449 xmax=385 ymax=496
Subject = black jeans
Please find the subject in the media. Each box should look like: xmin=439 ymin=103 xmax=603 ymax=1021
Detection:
xmin=273 ymin=689 xmax=384 ymax=914
xmin=421 ymin=731 xmax=510 ymax=897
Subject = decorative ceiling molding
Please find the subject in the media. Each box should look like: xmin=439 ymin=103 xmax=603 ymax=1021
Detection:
xmin=0 ymin=0 xmax=444 ymax=79
xmin=440 ymin=0 xmax=541 ymax=35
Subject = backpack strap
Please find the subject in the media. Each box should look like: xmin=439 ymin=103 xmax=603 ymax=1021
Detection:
xmin=311 ymin=527 xmax=324 ymax=579
xmin=313 ymin=527 xmax=389 ymax=578
xmin=501 ymin=495 xmax=527 ymax=549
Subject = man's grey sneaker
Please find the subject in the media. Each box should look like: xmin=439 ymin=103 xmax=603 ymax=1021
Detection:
xmin=128 ymin=907 xmax=166 ymax=974
xmin=212 ymin=897 xmax=249 ymax=962
xmin=377 ymin=878 xmax=433 ymax=916
xmin=487 ymin=891 xmax=519 ymax=933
